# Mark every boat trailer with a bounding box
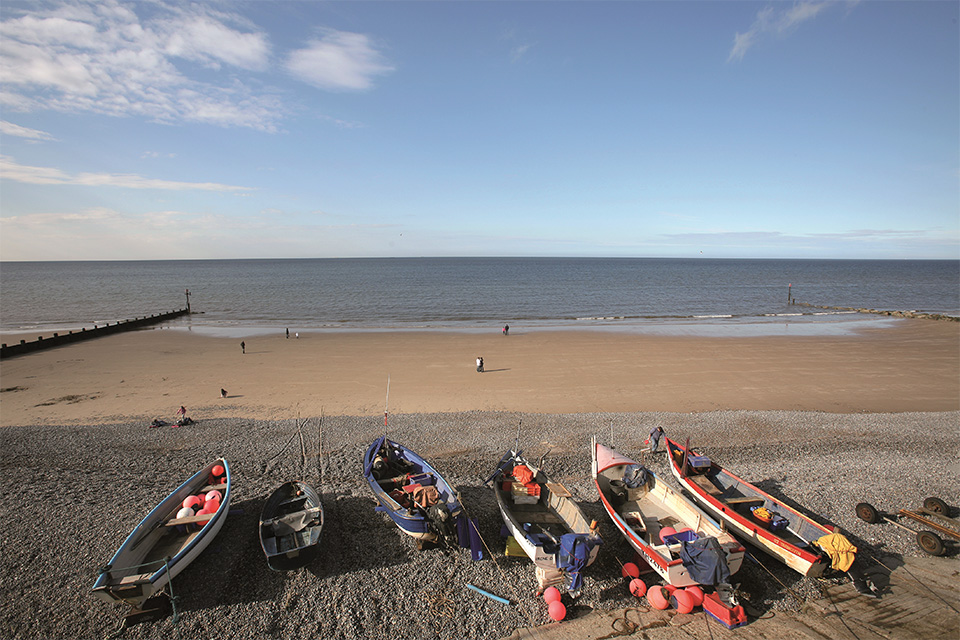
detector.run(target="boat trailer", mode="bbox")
[855,497,959,557]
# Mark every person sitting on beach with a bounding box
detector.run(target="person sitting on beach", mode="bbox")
[220,388,227,398]
[476,356,484,373]
[174,405,188,427]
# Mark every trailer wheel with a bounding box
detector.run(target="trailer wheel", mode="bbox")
[923,497,950,514]
[856,502,881,524]
[917,531,945,557]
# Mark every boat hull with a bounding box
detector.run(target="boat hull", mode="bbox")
[363,437,463,544]
[91,459,231,606]
[592,439,743,587]
[665,438,831,577]
[260,481,324,571]
[489,449,601,591]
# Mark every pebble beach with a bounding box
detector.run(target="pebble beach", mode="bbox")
[1,409,957,640]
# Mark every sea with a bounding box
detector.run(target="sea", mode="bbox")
[1,258,957,338]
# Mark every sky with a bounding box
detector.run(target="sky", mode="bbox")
[0,0,957,261]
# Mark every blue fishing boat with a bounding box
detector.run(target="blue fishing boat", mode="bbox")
[362,436,465,549]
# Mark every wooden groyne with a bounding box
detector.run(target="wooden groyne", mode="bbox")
[792,301,958,322]
[0,308,190,360]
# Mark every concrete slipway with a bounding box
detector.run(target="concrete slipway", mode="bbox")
[504,555,959,640]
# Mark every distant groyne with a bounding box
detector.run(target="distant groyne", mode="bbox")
[0,308,190,359]
[792,301,958,322]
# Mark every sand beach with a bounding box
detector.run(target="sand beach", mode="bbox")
[0,319,958,639]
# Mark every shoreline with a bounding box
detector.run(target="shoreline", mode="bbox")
[1,318,957,427]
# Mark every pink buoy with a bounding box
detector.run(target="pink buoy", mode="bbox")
[647,586,670,610]
[663,584,678,595]
[629,578,647,598]
[182,495,202,510]
[659,526,677,543]
[621,562,640,579]
[685,585,705,607]
[672,589,694,614]
[543,586,561,604]
[212,464,225,478]
[205,499,220,514]
[205,489,222,503]
[548,600,566,621]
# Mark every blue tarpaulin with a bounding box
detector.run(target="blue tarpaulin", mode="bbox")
[680,536,731,586]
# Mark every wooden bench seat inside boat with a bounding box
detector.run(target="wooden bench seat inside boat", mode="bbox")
[544,482,572,498]
[165,513,219,527]
[724,496,765,509]
[199,483,227,492]
[688,474,722,496]
[117,573,152,585]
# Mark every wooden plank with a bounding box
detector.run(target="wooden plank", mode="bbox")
[725,496,765,507]
[545,482,572,498]
[117,573,152,585]
[688,474,722,496]
[165,513,216,527]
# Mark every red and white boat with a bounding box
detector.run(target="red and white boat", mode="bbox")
[591,437,744,587]
[665,438,835,577]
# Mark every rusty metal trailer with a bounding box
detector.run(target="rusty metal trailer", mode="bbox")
[856,497,959,557]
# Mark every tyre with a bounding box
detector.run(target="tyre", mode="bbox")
[916,530,945,557]
[856,502,881,524]
[923,497,950,514]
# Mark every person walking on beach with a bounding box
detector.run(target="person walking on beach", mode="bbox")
[476,356,484,373]
[241,341,245,354]
[221,388,227,398]
[286,328,289,339]
[503,324,509,336]
[648,425,664,453]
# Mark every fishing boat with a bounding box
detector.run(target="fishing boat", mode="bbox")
[665,438,835,577]
[92,459,231,607]
[485,447,602,594]
[259,481,324,571]
[591,437,744,587]
[362,436,465,548]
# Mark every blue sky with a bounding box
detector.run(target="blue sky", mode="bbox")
[1,0,957,261]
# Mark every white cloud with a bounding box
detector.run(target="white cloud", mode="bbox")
[0,0,283,130]
[0,120,57,141]
[728,2,835,62]
[286,29,394,91]
[0,155,251,191]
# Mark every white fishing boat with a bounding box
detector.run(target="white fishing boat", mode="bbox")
[92,459,231,607]
[486,447,602,594]
[591,437,744,587]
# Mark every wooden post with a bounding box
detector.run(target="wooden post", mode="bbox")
[185,288,191,313]
[788,283,792,305]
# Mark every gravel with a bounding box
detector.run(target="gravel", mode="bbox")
[1,410,956,640]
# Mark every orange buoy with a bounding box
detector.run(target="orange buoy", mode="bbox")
[621,562,640,579]
[647,586,670,610]
[543,586,561,604]
[685,585,704,607]
[629,578,647,598]
[672,589,694,614]
[548,600,566,621]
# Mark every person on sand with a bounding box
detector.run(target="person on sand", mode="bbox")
[503,324,509,336]
[241,341,245,354]
[476,356,484,373]
[286,328,289,339]
[174,406,187,427]
[220,388,227,398]
[648,425,664,453]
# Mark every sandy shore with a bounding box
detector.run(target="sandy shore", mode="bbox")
[2,318,958,427]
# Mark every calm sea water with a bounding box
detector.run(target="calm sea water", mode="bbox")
[1,258,957,337]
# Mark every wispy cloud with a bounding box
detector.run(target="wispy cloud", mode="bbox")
[286,29,394,91]
[0,1,393,130]
[0,120,57,141]
[0,155,250,191]
[728,2,837,62]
